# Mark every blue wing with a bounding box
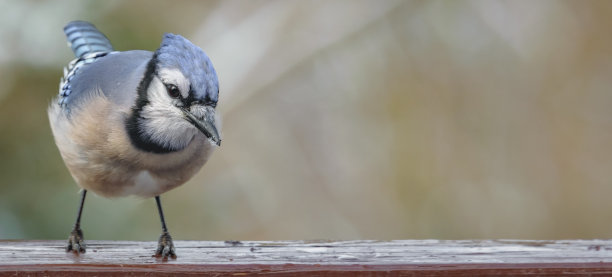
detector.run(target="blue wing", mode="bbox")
[57,21,152,114]
[58,51,152,113]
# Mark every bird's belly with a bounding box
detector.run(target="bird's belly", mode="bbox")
[129,171,161,197]
[115,170,186,198]
[64,144,210,198]
[68,136,211,198]
[49,97,214,198]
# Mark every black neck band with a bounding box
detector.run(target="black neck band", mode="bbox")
[125,54,177,154]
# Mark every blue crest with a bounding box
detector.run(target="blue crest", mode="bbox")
[155,33,219,104]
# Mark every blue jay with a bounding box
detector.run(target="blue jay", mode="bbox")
[48,21,220,259]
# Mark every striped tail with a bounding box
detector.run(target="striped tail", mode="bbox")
[63,21,114,58]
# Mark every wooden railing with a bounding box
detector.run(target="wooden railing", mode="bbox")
[1,240,612,276]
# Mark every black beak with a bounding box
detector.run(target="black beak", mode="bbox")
[182,106,221,146]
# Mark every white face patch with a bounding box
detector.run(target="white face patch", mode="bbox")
[157,67,190,99]
[139,77,199,151]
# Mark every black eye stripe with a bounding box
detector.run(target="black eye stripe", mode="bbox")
[181,92,217,108]
[162,83,218,108]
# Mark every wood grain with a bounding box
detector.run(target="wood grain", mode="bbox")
[1,240,612,276]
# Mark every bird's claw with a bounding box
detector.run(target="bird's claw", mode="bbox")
[66,227,86,254]
[155,231,176,259]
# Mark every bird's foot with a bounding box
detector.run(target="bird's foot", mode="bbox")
[155,231,176,259]
[66,227,86,253]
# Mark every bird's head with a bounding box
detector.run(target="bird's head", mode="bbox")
[127,33,220,154]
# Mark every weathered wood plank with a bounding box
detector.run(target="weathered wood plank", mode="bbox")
[1,240,612,276]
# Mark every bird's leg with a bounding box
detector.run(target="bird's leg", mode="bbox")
[154,195,176,259]
[66,189,87,253]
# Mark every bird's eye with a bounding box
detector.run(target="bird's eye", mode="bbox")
[165,84,180,98]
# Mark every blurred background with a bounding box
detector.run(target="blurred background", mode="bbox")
[1,0,612,241]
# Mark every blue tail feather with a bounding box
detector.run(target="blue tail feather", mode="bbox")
[64,21,114,58]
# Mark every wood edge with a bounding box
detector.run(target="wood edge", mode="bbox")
[2,263,612,274]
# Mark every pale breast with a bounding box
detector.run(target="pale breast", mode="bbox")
[49,95,215,198]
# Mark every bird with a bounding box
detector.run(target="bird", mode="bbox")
[48,21,221,259]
